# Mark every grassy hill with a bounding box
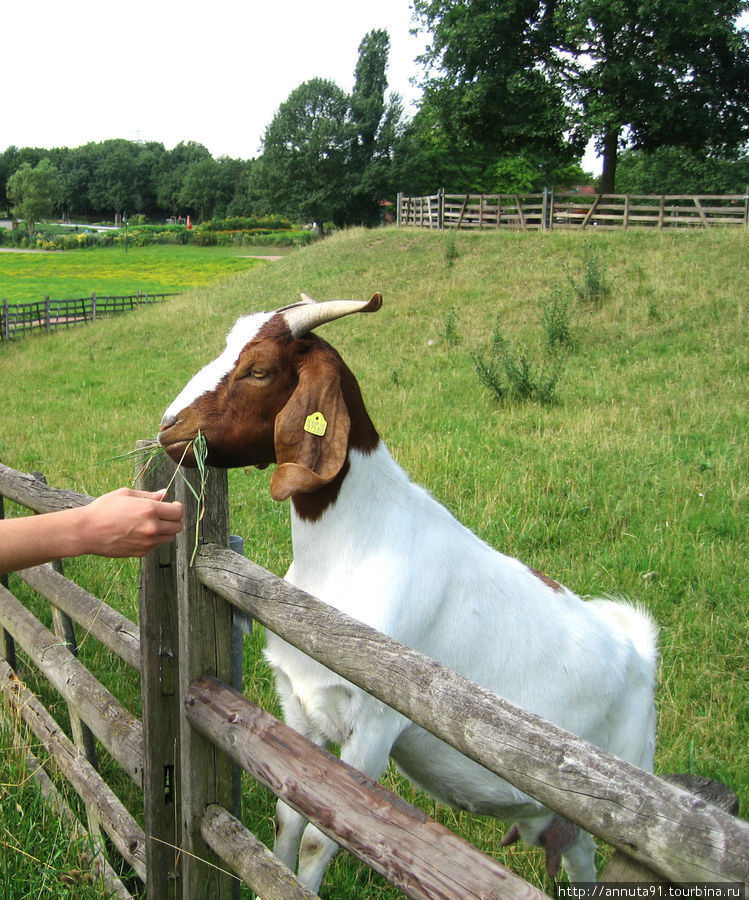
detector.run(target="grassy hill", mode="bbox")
[0,227,746,895]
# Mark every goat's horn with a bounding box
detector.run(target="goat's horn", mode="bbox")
[283,293,382,337]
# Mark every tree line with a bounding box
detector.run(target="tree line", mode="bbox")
[3,5,748,233]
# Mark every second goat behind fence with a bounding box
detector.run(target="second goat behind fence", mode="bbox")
[158,293,659,888]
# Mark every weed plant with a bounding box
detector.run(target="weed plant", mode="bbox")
[0,227,747,897]
[569,248,612,307]
[443,230,459,267]
[541,287,576,353]
[438,305,462,348]
[472,317,563,405]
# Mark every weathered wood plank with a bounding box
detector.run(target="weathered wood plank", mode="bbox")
[0,461,92,514]
[201,804,319,900]
[18,563,140,671]
[18,736,134,899]
[29,467,102,848]
[194,546,749,885]
[0,583,144,784]
[187,675,544,900]
[601,775,740,882]
[0,658,146,881]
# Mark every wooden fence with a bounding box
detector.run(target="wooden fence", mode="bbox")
[397,190,749,231]
[1,451,748,899]
[0,291,178,341]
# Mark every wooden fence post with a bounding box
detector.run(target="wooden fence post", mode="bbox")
[137,443,182,900]
[174,463,234,899]
[2,299,8,342]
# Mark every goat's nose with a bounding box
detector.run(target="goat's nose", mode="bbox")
[160,413,178,430]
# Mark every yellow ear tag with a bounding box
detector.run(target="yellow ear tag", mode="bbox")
[304,412,328,437]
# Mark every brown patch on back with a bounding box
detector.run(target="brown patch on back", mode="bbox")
[528,567,564,593]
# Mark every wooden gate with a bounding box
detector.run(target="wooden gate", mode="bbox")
[1,451,748,898]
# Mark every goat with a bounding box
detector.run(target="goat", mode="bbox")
[158,293,658,888]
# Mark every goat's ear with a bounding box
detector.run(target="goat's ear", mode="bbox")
[270,354,350,501]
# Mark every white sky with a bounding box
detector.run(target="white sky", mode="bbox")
[4,0,606,173]
[4,0,426,160]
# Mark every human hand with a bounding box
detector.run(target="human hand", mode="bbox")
[78,488,184,558]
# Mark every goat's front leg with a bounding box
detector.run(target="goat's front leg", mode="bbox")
[273,798,307,872]
[296,712,404,892]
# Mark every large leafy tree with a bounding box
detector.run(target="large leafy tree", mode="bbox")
[615,146,749,193]
[349,29,403,224]
[249,78,352,233]
[413,0,749,191]
[250,31,403,230]
[412,0,582,186]
[179,157,220,222]
[86,139,142,222]
[6,158,62,233]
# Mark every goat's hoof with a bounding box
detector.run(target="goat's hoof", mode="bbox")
[539,816,580,879]
[500,823,521,847]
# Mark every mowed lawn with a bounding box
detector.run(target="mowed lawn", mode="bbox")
[0,244,276,303]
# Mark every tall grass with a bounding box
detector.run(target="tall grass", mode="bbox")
[0,227,746,896]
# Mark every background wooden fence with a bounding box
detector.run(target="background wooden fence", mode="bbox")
[0,291,178,341]
[1,451,748,899]
[397,190,749,231]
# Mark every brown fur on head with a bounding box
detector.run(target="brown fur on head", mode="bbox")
[159,302,380,512]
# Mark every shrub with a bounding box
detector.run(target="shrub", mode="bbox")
[569,250,611,308]
[540,288,576,353]
[438,305,461,348]
[472,319,562,405]
[199,215,293,233]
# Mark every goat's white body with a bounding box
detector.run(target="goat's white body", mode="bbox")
[264,443,658,885]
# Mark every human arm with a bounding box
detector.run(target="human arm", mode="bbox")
[0,488,184,576]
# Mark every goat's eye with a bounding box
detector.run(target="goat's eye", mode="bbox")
[249,367,269,380]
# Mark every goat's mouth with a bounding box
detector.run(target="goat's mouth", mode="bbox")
[158,427,273,471]
[158,420,201,467]
[159,435,200,467]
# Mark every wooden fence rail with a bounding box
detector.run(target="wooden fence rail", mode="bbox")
[1,453,748,899]
[0,291,178,341]
[397,190,749,230]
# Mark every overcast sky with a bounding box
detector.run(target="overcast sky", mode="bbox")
[5,0,607,173]
[4,0,426,160]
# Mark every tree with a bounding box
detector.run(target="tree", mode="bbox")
[348,29,404,225]
[179,157,220,222]
[412,0,581,187]
[249,78,351,234]
[566,0,749,190]
[615,146,749,194]
[156,141,213,220]
[413,0,749,191]
[6,158,62,233]
[86,139,142,222]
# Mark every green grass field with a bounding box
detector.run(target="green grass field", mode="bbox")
[0,228,747,897]
[0,244,284,304]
